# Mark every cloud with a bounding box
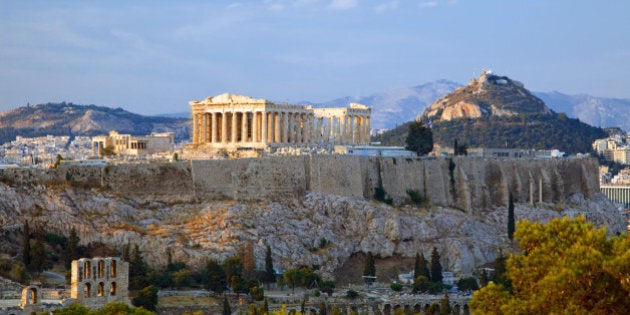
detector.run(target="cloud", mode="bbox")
[418,1,438,8]
[374,1,398,13]
[329,0,358,10]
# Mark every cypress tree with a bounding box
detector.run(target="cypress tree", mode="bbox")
[22,221,31,268]
[66,227,80,265]
[440,293,451,315]
[413,252,421,278]
[264,245,275,285]
[222,295,231,315]
[508,192,515,240]
[430,247,443,283]
[363,251,375,284]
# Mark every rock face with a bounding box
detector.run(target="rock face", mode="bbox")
[0,156,624,279]
[419,71,552,122]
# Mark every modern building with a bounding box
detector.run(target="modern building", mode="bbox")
[189,93,371,150]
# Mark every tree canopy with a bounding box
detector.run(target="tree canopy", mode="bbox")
[405,121,433,155]
[471,216,630,314]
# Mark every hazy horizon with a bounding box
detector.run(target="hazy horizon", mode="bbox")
[2,0,629,115]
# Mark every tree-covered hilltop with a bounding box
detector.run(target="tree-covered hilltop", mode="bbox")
[373,112,607,154]
[0,102,190,144]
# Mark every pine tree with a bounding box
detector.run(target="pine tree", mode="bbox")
[363,251,376,284]
[430,247,443,283]
[405,121,433,155]
[22,221,31,268]
[420,252,430,279]
[508,192,515,240]
[205,259,226,293]
[264,244,275,285]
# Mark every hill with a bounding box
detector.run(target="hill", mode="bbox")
[375,72,607,154]
[0,102,190,144]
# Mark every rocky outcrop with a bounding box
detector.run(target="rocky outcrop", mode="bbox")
[419,71,551,122]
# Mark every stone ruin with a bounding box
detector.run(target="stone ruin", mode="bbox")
[70,257,130,309]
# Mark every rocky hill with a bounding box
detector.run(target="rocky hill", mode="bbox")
[374,72,607,153]
[0,156,624,281]
[0,102,190,144]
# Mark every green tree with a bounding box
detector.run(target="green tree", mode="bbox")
[130,245,149,290]
[363,251,376,284]
[430,247,442,283]
[283,269,302,294]
[414,252,430,281]
[52,303,92,315]
[507,192,515,240]
[222,295,231,315]
[66,227,80,265]
[29,234,50,272]
[264,245,275,285]
[439,293,451,315]
[405,121,433,155]
[204,259,226,293]
[132,285,158,312]
[471,216,630,314]
[22,221,31,268]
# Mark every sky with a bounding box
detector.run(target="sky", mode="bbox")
[1,0,629,115]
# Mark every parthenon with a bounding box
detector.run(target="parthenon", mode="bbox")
[190,93,371,150]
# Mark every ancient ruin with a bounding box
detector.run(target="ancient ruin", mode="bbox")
[70,257,130,309]
[190,93,371,150]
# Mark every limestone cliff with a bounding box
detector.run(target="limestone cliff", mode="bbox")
[0,156,624,279]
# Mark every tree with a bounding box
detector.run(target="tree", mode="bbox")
[430,247,442,283]
[363,251,376,284]
[222,295,231,315]
[405,121,433,155]
[241,242,256,280]
[283,269,302,294]
[130,245,149,290]
[30,234,50,272]
[264,245,275,285]
[204,259,226,293]
[414,252,430,280]
[471,216,630,314]
[22,221,31,268]
[66,227,80,265]
[132,285,158,312]
[439,293,451,315]
[507,192,515,240]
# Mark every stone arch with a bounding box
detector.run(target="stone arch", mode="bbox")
[453,304,461,315]
[111,259,117,277]
[84,261,91,279]
[98,260,105,278]
[110,282,117,296]
[383,303,391,315]
[29,287,38,304]
[413,304,421,313]
[98,282,105,297]
[84,282,91,298]
[463,304,470,315]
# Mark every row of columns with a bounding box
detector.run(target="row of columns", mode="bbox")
[601,185,630,209]
[192,111,370,146]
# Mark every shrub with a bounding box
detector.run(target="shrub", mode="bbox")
[390,282,403,291]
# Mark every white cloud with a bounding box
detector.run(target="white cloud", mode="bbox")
[329,0,358,10]
[226,2,244,10]
[374,1,398,13]
[418,1,438,8]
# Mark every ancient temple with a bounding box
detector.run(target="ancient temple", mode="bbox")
[190,93,371,150]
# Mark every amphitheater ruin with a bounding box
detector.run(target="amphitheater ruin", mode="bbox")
[190,93,371,150]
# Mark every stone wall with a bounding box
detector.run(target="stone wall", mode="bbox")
[0,156,600,211]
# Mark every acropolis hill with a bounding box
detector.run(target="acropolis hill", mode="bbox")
[0,155,624,279]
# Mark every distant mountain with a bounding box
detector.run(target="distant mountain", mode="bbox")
[312,80,461,129]
[0,102,190,144]
[375,72,607,154]
[535,92,630,132]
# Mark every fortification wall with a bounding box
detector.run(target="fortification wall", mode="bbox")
[0,156,600,210]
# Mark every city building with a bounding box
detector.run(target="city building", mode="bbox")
[189,93,371,150]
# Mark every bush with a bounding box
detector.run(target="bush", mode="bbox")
[390,282,403,292]
[406,189,424,205]
[346,289,359,298]
[457,277,479,291]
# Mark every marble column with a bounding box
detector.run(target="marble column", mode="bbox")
[261,111,267,143]
[211,113,217,143]
[274,112,280,143]
[221,113,227,143]
[282,112,289,143]
[242,112,248,142]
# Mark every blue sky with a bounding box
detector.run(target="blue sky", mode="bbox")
[1,0,629,115]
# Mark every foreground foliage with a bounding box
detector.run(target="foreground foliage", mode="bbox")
[53,302,155,315]
[471,216,630,314]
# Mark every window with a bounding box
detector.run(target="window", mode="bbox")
[110,282,116,296]
[98,282,104,297]
[85,283,91,298]
[98,260,104,278]
[84,261,91,279]
[111,260,117,277]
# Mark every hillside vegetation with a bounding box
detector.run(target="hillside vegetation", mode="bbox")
[0,102,190,144]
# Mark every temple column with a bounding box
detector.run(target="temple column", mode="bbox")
[242,112,248,142]
[231,112,237,143]
[365,116,371,144]
[356,116,362,144]
[252,112,260,143]
[221,113,228,143]
[261,111,267,144]
[282,112,289,143]
[296,114,303,144]
[274,112,280,143]
[192,113,198,144]
[287,113,293,143]
[317,118,323,144]
[339,116,346,144]
[211,113,217,144]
